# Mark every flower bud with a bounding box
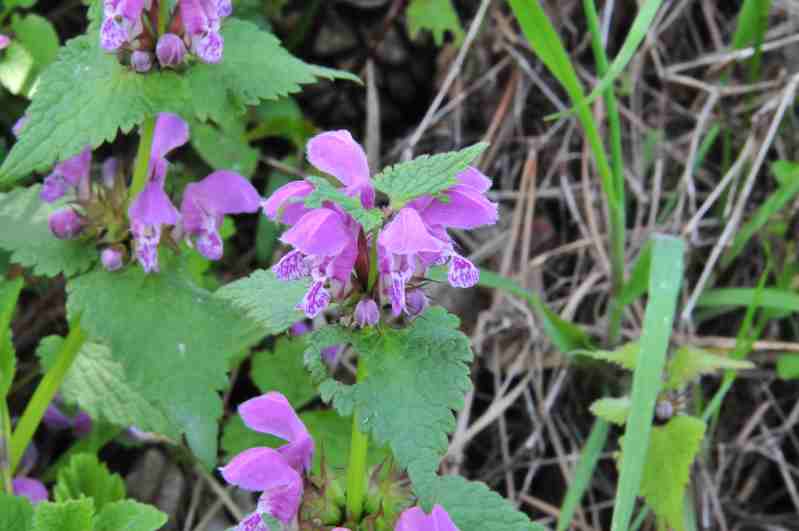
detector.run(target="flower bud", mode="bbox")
[48,209,84,240]
[101,157,118,188]
[131,50,153,72]
[156,33,187,68]
[354,298,379,327]
[405,289,429,317]
[101,247,125,272]
[12,115,28,138]
[0,34,10,51]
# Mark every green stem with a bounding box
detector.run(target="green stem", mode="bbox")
[9,319,85,474]
[583,0,626,345]
[127,117,156,207]
[1,401,13,494]
[345,356,369,522]
[157,0,170,36]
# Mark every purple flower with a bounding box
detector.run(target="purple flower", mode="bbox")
[101,157,119,188]
[395,505,459,531]
[40,147,92,203]
[100,0,146,52]
[220,392,312,530]
[261,180,313,226]
[43,402,92,437]
[12,477,48,504]
[48,209,85,240]
[128,113,188,273]
[180,171,261,260]
[405,289,428,317]
[306,130,375,208]
[131,50,153,72]
[354,298,379,327]
[179,0,229,64]
[12,115,28,137]
[101,247,125,271]
[0,34,9,50]
[156,33,187,68]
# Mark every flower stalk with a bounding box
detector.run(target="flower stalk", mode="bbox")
[9,317,86,474]
[128,116,156,205]
[345,355,369,522]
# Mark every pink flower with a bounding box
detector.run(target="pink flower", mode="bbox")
[12,477,48,504]
[40,148,92,203]
[220,393,313,530]
[179,0,229,63]
[100,0,146,52]
[0,34,10,50]
[395,505,460,531]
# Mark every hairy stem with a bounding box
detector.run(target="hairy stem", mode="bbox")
[345,356,369,522]
[127,116,156,206]
[9,318,86,474]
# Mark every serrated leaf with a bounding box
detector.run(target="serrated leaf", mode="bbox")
[407,0,465,46]
[32,499,94,531]
[8,13,60,97]
[216,269,308,334]
[53,453,125,512]
[66,261,263,468]
[304,176,383,232]
[620,415,706,531]
[0,493,34,531]
[0,277,24,396]
[579,341,639,370]
[429,475,542,531]
[589,397,630,426]
[372,143,488,207]
[0,186,96,277]
[251,337,317,409]
[665,346,754,390]
[93,500,167,531]
[0,35,187,184]
[186,19,359,122]
[306,307,473,499]
[191,119,258,178]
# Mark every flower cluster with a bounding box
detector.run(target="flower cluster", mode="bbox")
[221,392,462,531]
[264,130,498,322]
[100,0,232,71]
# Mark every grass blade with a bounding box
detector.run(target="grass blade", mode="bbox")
[697,287,799,313]
[610,234,684,531]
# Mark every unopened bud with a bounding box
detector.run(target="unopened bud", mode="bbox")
[405,289,429,317]
[354,298,380,327]
[131,50,153,73]
[156,33,187,68]
[0,34,10,50]
[101,247,124,272]
[48,209,84,240]
[12,115,28,137]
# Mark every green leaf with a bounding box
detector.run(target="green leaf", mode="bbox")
[579,341,639,370]
[43,422,122,483]
[429,475,542,531]
[620,416,706,531]
[186,19,359,122]
[252,98,316,148]
[373,143,488,207]
[0,277,24,397]
[0,493,34,531]
[406,0,465,46]
[0,35,187,185]
[92,500,167,531]
[0,186,97,277]
[37,338,172,436]
[7,13,60,97]
[53,454,126,512]
[66,262,263,468]
[307,307,472,499]
[190,119,259,178]
[665,346,754,390]
[589,397,631,426]
[777,354,799,380]
[32,499,94,531]
[251,336,317,409]
[304,176,384,232]
[697,287,799,313]
[0,40,35,95]
[619,241,652,306]
[216,269,308,335]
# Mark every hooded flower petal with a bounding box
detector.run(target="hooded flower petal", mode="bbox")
[220,446,301,493]
[12,477,48,504]
[238,392,314,473]
[149,113,189,180]
[395,505,460,531]
[40,147,93,203]
[262,180,314,226]
[128,179,180,228]
[378,208,444,256]
[307,131,370,189]
[418,184,498,229]
[456,166,492,192]
[280,208,351,257]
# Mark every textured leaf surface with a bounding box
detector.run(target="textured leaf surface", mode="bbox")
[407,0,465,46]
[66,262,262,467]
[186,19,359,122]
[53,454,126,512]
[589,397,630,426]
[579,341,639,370]
[92,500,167,531]
[217,269,308,335]
[431,475,541,531]
[372,143,488,206]
[305,176,383,232]
[665,346,754,390]
[251,337,317,409]
[0,493,34,531]
[37,338,172,436]
[306,307,473,498]
[620,415,705,531]
[190,119,258,178]
[0,36,186,184]
[0,185,96,277]
[32,499,94,531]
